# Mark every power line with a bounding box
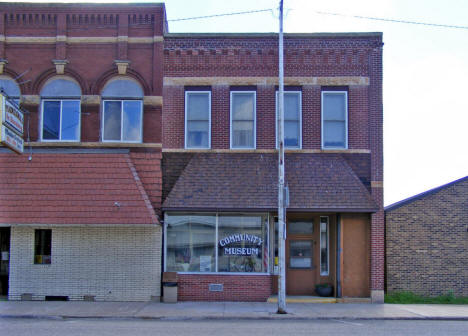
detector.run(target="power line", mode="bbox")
[167,6,468,31]
[314,11,468,30]
[168,8,272,22]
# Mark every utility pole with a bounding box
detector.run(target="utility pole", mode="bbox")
[277,0,287,314]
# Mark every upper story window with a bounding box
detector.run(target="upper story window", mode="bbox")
[185,91,211,149]
[321,90,348,149]
[0,76,21,103]
[230,91,256,149]
[40,77,81,142]
[276,91,301,149]
[101,78,143,143]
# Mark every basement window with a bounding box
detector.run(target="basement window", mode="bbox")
[34,229,51,264]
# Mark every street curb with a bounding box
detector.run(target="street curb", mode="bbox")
[1,314,467,321]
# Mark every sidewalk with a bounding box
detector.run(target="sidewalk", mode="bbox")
[0,301,467,321]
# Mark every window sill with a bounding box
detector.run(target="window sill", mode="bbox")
[26,142,162,148]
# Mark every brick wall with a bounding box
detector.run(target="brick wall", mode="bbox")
[177,274,272,302]
[163,84,371,150]
[9,225,162,301]
[386,178,468,297]
[163,35,380,150]
[0,3,164,143]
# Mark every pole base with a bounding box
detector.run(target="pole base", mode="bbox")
[276,308,287,314]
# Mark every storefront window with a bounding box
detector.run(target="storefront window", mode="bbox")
[166,214,216,272]
[165,213,268,273]
[218,215,268,273]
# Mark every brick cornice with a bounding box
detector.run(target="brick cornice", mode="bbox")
[163,76,369,86]
[2,35,163,44]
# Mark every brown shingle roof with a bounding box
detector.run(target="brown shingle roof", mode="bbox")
[0,153,159,225]
[162,153,377,212]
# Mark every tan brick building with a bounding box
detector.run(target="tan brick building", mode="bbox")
[386,176,468,297]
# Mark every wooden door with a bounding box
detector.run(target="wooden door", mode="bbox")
[286,221,316,295]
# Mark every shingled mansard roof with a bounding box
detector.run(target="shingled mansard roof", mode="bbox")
[163,153,378,212]
[0,153,159,225]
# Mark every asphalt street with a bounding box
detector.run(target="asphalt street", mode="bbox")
[1,318,468,336]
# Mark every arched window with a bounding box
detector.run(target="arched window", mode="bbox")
[40,77,81,141]
[101,78,143,143]
[0,76,21,100]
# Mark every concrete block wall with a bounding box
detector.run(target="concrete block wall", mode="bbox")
[9,225,162,301]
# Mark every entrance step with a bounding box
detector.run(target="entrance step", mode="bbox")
[267,295,337,303]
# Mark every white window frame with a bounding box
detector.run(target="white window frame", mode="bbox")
[320,216,330,276]
[185,91,211,149]
[276,90,302,149]
[101,99,143,143]
[230,91,256,149]
[321,90,348,149]
[40,99,81,142]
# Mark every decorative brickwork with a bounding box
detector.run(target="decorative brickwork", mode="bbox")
[386,177,468,297]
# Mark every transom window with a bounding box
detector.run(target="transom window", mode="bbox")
[230,91,256,149]
[321,91,348,149]
[102,78,143,143]
[185,91,210,149]
[40,77,81,142]
[277,91,301,149]
[0,76,21,101]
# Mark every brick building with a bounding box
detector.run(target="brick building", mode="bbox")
[162,32,384,302]
[0,3,165,301]
[0,3,384,303]
[386,176,468,297]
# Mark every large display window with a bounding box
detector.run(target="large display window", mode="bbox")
[165,213,268,273]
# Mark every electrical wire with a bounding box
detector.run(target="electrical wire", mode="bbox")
[314,10,468,30]
[168,8,273,22]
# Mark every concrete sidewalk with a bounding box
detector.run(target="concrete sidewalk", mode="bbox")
[0,301,467,321]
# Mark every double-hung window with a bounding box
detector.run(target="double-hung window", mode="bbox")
[102,78,143,143]
[230,91,256,149]
[185,91,210,148]
[40,78,81,142]
[276,91,301,149]
[321,90,348,149]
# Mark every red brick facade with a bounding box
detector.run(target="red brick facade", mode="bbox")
[0,3,164,144]
[162,33,384,302]
[178,274,272,302]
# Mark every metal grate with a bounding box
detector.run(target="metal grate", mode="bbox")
[208,284,223,292]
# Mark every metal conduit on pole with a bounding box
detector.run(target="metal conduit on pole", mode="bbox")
[277,0,287,314]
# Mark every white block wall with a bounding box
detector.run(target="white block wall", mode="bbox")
[8,225,161,301]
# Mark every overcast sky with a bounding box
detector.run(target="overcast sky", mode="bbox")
[12,0,468,206]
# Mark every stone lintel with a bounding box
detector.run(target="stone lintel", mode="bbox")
[164,76,370,86]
